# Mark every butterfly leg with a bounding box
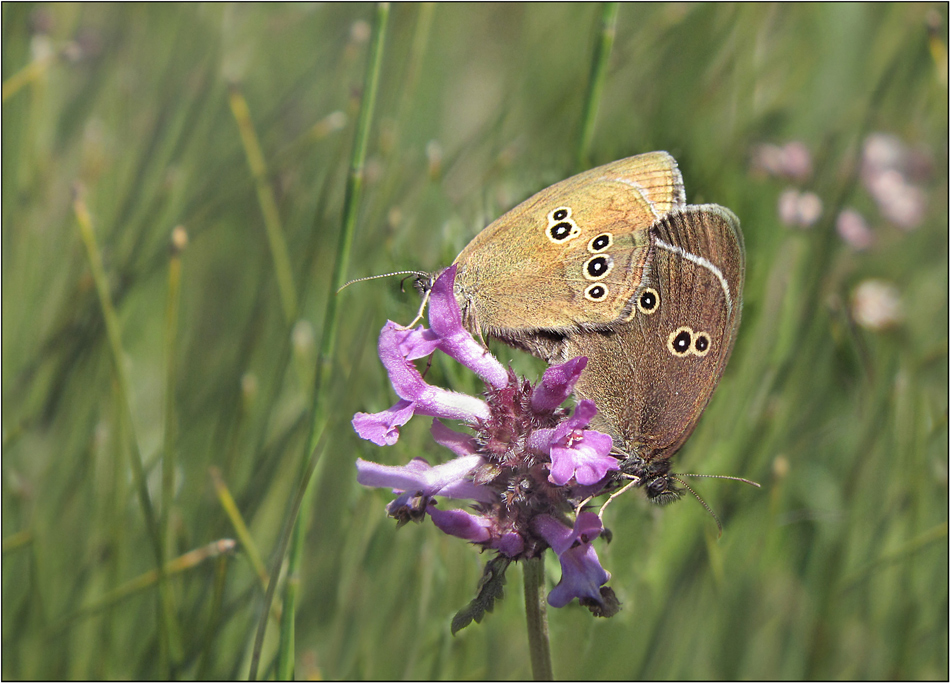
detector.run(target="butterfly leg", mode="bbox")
[595,475,641,522]
[406,285,433,329]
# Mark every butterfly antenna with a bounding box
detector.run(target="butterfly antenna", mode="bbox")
[671,476,723,538]
[336,270,429,294]
[679,472,761,488]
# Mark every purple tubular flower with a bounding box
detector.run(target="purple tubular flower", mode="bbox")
[351,320,491,446]
[534,513,610,609]
[528,400,617,486]
[530,356,588,412]
[428,505,525,557]
[352,399,415,447]
[428,265,508,389]
[430,419,479,457]
[355,455,496,505]
[428,505,492,542]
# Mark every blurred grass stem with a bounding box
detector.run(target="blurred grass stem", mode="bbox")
[159,227,186,672]
[210,467,269,589]
[73,188,182,663]
[52,540,236,633]
[1,48,57,102]
[576,2,619,170]
[247,4,391,680]
[228,85,299,325]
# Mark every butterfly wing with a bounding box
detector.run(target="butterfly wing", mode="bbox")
[548,205,745,462]
[452,152,685,340]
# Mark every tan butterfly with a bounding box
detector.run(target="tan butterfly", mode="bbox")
[448,152,685,347]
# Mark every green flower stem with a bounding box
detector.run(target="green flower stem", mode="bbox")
[277,5,390,677]
[576,2,619,170]
[523,557,554,681]
[246,4,390,680]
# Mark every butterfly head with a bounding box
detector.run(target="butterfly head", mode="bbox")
[619,452,683,505]
[644,473,683,505]
[413,267,484,342]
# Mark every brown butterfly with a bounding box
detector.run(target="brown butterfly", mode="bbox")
[536,205,745,504]
[424,152,747,508]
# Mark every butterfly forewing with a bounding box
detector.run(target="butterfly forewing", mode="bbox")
[451,152,685,340]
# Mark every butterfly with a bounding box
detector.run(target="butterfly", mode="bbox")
[428,152,746,506]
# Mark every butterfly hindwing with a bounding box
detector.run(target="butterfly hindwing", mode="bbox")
[545,205,745,462]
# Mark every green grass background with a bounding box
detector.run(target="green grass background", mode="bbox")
[2,3,947,679]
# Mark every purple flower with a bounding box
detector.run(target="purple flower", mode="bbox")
[353,265,620,613]
[861,132,930,231]
[426,267,508,389]
[534,512,619,615]
[352,322,492,446]
[530,356,588,412]
[528,399,617,486]
[778,188,822,228]
[427,504,526,557]
[836,208,874,251]
[356,454,495,504]
[751,141,812,182]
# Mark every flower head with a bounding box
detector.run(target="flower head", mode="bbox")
[778,188,823,228]
[353,265,620,613]
[861,132,930,231]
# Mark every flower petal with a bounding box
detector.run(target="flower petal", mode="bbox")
[531,356,588,413]
[428,505,492,543]
[352,400,415,446]
[528,400,617,486]
[492,532,525,558]
[534,513,611,609]
[393,324,441,360]
[377,321,492,424]
[377,321,434,402]
[431,419,479,458]
[356,455,496,504]
[428,266,508,389]
[557,431,616,486]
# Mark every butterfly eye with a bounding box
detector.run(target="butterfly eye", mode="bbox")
[584,283,608,301]
[637,288,659,315]
[693,332,711,356]
[588,233,613,252]
[583,254,613,280]
[667,326,693,357]
[648,477,667,495]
